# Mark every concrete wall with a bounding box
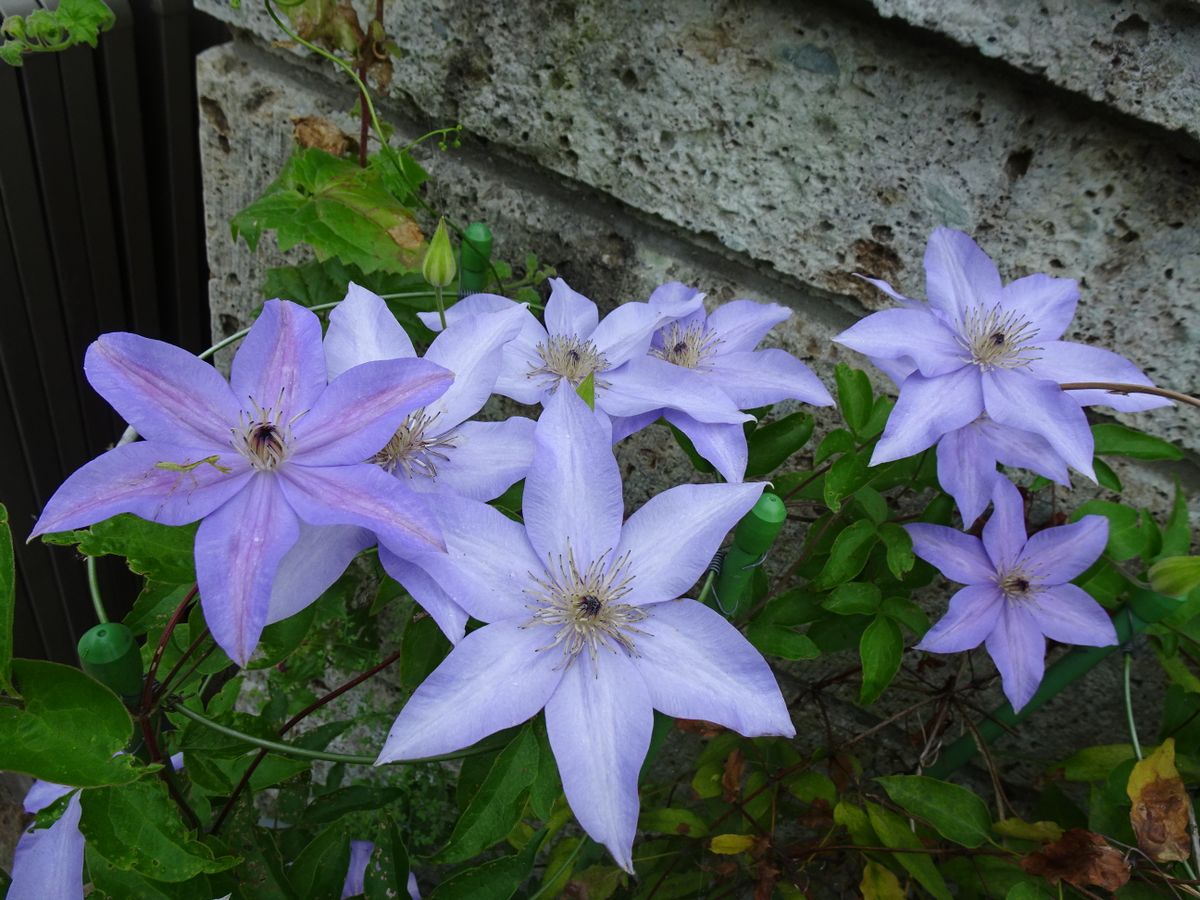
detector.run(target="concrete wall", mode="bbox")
[192,1,1197,774]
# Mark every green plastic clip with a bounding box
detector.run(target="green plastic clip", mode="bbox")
[712,492,787,619]
[77,622,143,703]
[458,221,493,296]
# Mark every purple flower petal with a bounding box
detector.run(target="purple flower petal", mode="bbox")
[342,840,373,898]
[196,474,299,665]
[601,357,750,424]
[1027,341,1172,412]
[1026,583,1118,647]
[985,603,1046,712]
[379,550,470,643]
[375,619,563,763]
[524,389,624,568]
[977,417,1072,486]
[418,293,519,332]
[84,333,241,447]
[647,281,705,319]
[982,476,1027,571]
[545,650,652,873]
[425,305,527,428]
[291,358,454,467]
[385,494,538,624]
[544,278,599,338]
[982,369,1095,479]
[610,410,660,443]
[856,274,921,307]
[1017,514,1108,586]
[871,354,918,388]
[708,349,834,409]
[936,425,996,526]
[634,599,794,736]
[424,417,535,502]
[230,300,326,419]
[998,274,1078,343]
[590,302,676,369]
[617,482,763,605]
[324,283,417,380]
[916,583,1004,652]
[9,792,83,900]
[833,309,965,378]
[871,367,984,465]
[663,411,748,483]
[266,524,372,626]
[905,523,994,584]
[923,227,1002,323]
[23,781,74,814]
[492,311,550,405]
[278,463,444,558]
[29,442,251,537]
[705,300,790,353]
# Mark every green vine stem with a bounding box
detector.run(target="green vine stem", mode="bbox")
[87,555,107,624]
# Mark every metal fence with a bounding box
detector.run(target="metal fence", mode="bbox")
[0,0,225,662]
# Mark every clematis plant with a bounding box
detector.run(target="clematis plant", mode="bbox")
[610,282,834,481]
[28,300,453,663]
[834,227,1168,479]
[907,476,1117,710]
[375,387,794,870]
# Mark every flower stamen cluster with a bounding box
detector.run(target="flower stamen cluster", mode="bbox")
[958,304,1041,371]
[232,391,297,471]
[524,543,646,669]
[997,568,1037,600]
[371,408,459,478]
[652,321,722,369]
[528,334,610,390]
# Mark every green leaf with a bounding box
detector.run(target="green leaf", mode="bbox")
[43,514,197,584]
[1161,484,1191,559]
[666,421,715,474]
[866,802,952,900]
[1150,556,1200,598]
[1093,457,1123,492]
[1057,744,1136,781]
[529,718,561,821]
[745,622,821,660]
[823,582,881,616]
[401,612,450,687]
[301,785,403,826]
[86,847,215,900]
[436,725,539,864]
[745,411,814,475]
[1092,423,1183,461]
[364,820,410,900]
[810,520,877,589]
[231,148,426,274]
[0,660,137,786]
[249,604,317,670]
[124,582,192,636]
[814,428,855,465]
[876,775,992,847]
[880,596,929,637]
[79,779,240,881]
[576,372,596,410]
[854,485,888,524]
[0,504,12,694]
[288,822,351,900]
[823,452,869,512]
[641,807,709,837]
[859,616,902,704]
[876,522,915,579]
[835,363,873,435]
[428,828,546,900]
[1071,501,1149,561]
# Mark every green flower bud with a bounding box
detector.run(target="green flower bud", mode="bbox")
[422,217,457,288]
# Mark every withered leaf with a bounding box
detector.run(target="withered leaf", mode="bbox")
[291,116,354,158]
[722,748,745,803]
[1126,737,1191,862]
[1020,829,1130,892]
[675,718,726,738]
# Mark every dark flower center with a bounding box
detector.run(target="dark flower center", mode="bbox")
[652,321,722,369]
[233,394,296,471]
[957,304,1041,371]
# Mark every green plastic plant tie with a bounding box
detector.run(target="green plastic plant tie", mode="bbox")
[458,221,493,296]
[712,492,786,619]
[77,622,144,702]
[925,588,1181,779]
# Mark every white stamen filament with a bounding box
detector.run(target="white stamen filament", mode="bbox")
[996,566,1040,601]
[652,321,722,369]
[957,305,1041,371]
[527,334,610,391]
[371,408,458,479]
[232,390,298,471]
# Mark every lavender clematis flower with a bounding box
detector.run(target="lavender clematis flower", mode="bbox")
[341,840,420,899]
[906,476,1117,711]
[29,300,453,664]
[834,228,1169,477]
[418,278,751,431]
[375,388,794,871]
[610,283,833,481]
[9,781,83,900]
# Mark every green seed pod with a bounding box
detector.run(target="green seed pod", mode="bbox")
[77,622,143,701]
[422,217,457,289]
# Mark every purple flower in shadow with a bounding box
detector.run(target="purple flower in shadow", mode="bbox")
[611,283,833,481]
[374,388,793,871]
[834,227,1169,477]
[9,781,83,900]
[29,300,452,664]
[906,476,1117,711]
[341,840,420,898]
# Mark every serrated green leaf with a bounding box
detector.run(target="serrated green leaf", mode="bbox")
[80,779,239,881]
[859,616,902,704]
[823,582,881,616]
[0,660,137,787]
[288,822,351,900]
[0,504,12,693]
[1092,423,1183,461]
[835,363,873,435]
[866,802,952,900]
[436,725,539,864]
[746,411,814,475]
[43,514,197,584]
[364,819,410,900]
[810,520,877,589]
[428,828,545,900]
[876,775,992,847]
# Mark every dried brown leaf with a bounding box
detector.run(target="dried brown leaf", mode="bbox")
[291,116,354,157]
[1127,738,1192,863]
[1020,829,1130,892]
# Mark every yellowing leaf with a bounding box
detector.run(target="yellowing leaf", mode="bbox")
[709,834,755,855]
[1126,738,1191,862]
[860,861,904,899]
[993,818,1064,843]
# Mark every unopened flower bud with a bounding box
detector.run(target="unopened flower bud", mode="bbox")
[422,217,456,288]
